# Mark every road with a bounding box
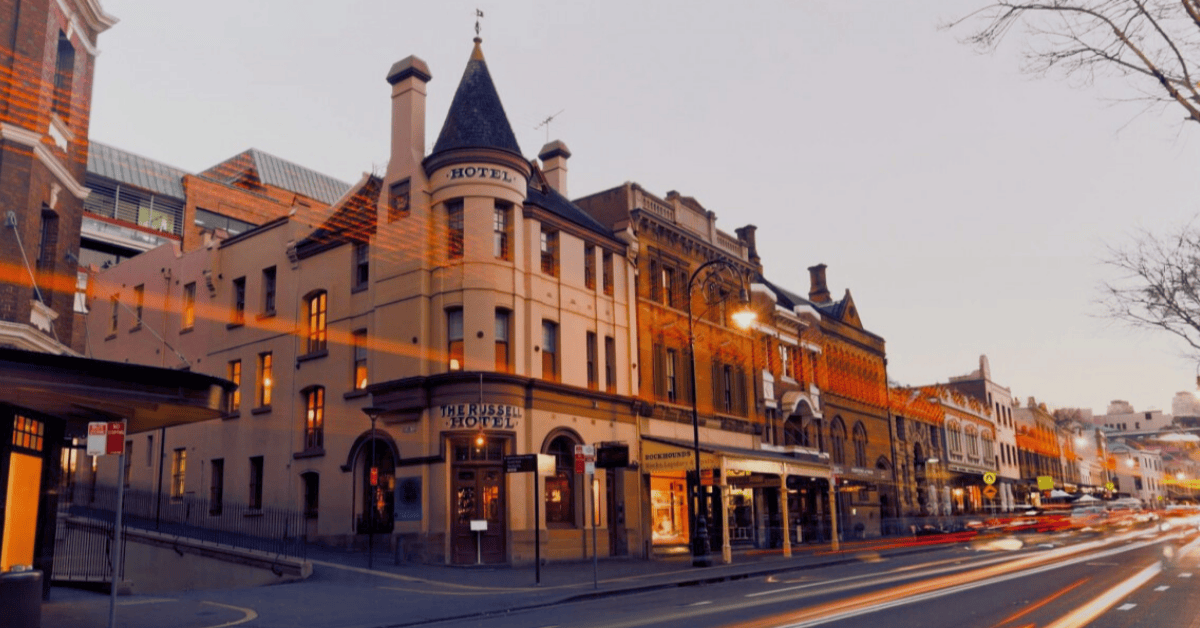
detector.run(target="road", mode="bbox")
[420,527,1200,628]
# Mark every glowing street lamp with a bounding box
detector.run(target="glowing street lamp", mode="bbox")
[685,258,755,568]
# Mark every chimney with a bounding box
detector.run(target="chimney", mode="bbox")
[385,56,432,183]
[808,264,831,303]
[735,224,759,261]
[538,140,571,197]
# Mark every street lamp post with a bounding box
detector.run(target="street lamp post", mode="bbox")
[685,259,756,568]
[362,407,383,570]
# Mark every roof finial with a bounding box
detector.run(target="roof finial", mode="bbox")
[475,9,483,41]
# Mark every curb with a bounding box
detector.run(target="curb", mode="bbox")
[369,542,953,628]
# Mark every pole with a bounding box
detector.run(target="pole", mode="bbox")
[687,266,711,568]
[592,471,599,589]
[828,474,839,552]
[369,414,376,570]
[108,438,126,628]
[534,466,541,585]
[154,427,165,530]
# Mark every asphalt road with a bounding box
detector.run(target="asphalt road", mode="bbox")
[422,528,1200,628]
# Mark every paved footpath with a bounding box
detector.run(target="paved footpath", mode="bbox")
[41,535,966,628]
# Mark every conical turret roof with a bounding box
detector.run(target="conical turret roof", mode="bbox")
[430,38,522,157]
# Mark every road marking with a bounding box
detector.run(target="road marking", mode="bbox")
[1086,562,1118,566]
[1044,561,1161,628]
[1179,572,1193,578]
[310,559,545,591]
[198,601,258,628]
[1154,586,1170,591]
[116,597,175,606]
[990,577,1088,628]
[378,585,518,596]
[687,601,713,607]
[1117,603,1137,611]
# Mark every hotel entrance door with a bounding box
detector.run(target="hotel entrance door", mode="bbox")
[451,465,506,564]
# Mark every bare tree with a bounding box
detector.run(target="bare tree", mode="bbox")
[948,1,1200,125]
[1100,221,1200,355]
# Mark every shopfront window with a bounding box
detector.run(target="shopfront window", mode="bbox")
[650,475,689,545]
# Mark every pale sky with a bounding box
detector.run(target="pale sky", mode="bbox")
[88,0,1200,415]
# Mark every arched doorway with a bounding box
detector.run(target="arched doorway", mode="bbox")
[357,440,396,535]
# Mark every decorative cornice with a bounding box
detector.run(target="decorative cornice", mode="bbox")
[65,0,119,36]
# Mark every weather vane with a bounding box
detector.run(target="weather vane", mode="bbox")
[475,9,483,38]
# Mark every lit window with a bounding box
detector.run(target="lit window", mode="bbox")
[171,448,187,499]
[227,360,241,412]
[495,310,510,373]
[257,352,273,407]
[545,435,578,527]
[353,329,368,389]
[304,386,324,451]
[306,291,327,353]
[448,308,464,371]
[542,320,558,381]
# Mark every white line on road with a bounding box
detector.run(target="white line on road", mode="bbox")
[1154,586,1170,591]
[198,601,259,628]
[1117,603,1137,611]
[116,597,175,606]
[687,601,713,607]
[1044,561,1162,628]
[1179,572,1193,578]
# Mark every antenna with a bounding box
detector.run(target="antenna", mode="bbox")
[475,9,484,38]
[535,109,565,143]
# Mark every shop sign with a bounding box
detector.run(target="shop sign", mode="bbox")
[440,404,522,430]
[641,440,718,473]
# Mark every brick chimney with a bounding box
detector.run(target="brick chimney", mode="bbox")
[735,224,759,262]
[538,140,571,197]
[808,264,831,303]
[385,55,432,183]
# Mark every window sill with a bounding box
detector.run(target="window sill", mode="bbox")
[351,283,368,294]
[104,333,117,341]
[129,324,142,333]
[226,321,245,330]
[244,510,264,518]
[251,405,272,416]
[298,349,328,363]
[256,310,276,321]
[221,411,241,420]
[179,326,194,335]
[343,389,369,400]
[294,448,325,459]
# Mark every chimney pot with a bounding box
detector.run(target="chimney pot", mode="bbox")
[538,140,571,197]
[808,263,831,303]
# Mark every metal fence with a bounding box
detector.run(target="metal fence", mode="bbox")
[52,514,125,583]
[63,485,308,560]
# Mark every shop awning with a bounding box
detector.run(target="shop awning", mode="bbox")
[640,435,830,480]
[0,347,233,434]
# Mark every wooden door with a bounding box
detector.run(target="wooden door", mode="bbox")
[451,466,506,564]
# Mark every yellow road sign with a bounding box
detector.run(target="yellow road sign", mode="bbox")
[983,485,998,499]
[983,472,996,485]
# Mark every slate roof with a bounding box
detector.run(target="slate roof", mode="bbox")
[201,149,353,206]
[430,39,522,158]
[87,142,189,200]
[526,179,613,239]
[757,275,845,318]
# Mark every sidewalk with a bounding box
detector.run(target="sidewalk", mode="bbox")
[42,535,966,628]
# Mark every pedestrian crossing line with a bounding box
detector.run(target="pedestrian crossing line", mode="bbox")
[1154,586,1170,592]
[1117,603,1137,611]
[1179,572,1192,578]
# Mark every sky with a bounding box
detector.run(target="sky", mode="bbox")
[87,0,1200,415]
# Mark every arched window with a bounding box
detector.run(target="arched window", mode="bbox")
[544,434,578,527]
[965,425,979,458]
[852,422,868,468]
[830,417,846,465]
[305,290,328,353]
[948,421,962,452]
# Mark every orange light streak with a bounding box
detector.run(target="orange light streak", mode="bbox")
[990,576,1089,628]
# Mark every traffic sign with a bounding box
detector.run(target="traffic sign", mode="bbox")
[983,472,996,485]
[1105,481,1115,491]
[983,485,998,499]
[86,421,126,456]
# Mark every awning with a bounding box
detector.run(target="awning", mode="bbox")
[640,435,830,480]
[0,347,233,434]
